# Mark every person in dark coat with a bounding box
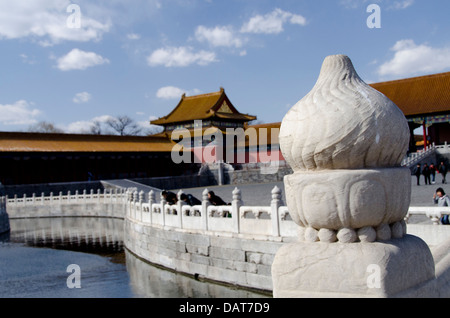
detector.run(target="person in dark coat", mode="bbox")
[180,193,201,206]
[413,164,421,186]
[207,191,227,206]
[430,163,436,184]
[438,161,448,184]
[162,190,177,205]
[422,163,431,185]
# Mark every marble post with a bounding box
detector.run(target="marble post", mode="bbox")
[272,55,437,298]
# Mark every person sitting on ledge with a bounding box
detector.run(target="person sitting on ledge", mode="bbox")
[207,191,231,217]
[207,191,227,206]
[162,190,177,205]
[433,187,450,225]
[180,193,201,206]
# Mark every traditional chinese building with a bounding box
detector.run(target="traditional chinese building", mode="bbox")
[0,132,183,185]
[151,88,257,163]
[370,71,450,151]
[151,87,256,133]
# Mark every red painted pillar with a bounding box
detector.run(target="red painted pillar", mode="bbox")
[423,121,427,151]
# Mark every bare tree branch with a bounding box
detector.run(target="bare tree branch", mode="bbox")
[89,120,103,135]
[105,115,142,136]
[28,121,64,134]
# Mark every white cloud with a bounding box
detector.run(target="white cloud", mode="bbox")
[156,86,185,99]
[137,116,164,135]
[340,0,414,10]
[73,92,92,104]
[339,0,371,9]
[195,25,245,48]
[378,40,450,78]
[65,115,113,134]
[241,8,307,34]
[65,120,95,134]
[127,33,141,40]
[147,46,217,67]
[0,100,41,125]
[388,0,414,10]
[57,48,110,71]
[156,86,202,99]
[0,0,110,46]
[19,53,36,65]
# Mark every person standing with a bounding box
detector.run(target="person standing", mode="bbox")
[433,188,450,225]
[422,163,431,185]
[430,163,436,184]
[438,161,448,184]
[413,163,421,186]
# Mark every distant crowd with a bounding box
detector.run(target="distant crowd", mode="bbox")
[413,161,447,186]
[160,190,231,217]
[161,190,229,207]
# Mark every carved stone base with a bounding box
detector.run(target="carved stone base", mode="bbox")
[271,235,437,298]
[284,168,411,231]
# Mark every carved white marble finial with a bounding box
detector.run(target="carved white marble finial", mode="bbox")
[279,54,410,171]
[273,55,439,299]
[280,55,411,242]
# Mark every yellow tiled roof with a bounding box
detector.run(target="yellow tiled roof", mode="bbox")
[370,72,450,117]
[0,132,176,153]
[245,122,281,147]
[151,88,256,125]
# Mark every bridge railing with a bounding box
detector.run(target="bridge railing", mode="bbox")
[406,206,450,225]
[0,196,6,215]
[0,182,6,215]
[127,186,298,238]
[435,142,450,153]
[6,188,127,206]
[401,144,436,168]
[126,187,450,239]
[4,186,449,238]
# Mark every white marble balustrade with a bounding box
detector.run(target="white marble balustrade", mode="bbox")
[3,186,449,240]
[127,186,298,238]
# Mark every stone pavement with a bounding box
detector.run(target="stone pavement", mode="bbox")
[172,181,286,207]
[172,176,450,208]
[102,179,161,201]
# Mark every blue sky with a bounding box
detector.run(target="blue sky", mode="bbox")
[0,0,449,134]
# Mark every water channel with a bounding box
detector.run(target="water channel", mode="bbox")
[0,217,269,298]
